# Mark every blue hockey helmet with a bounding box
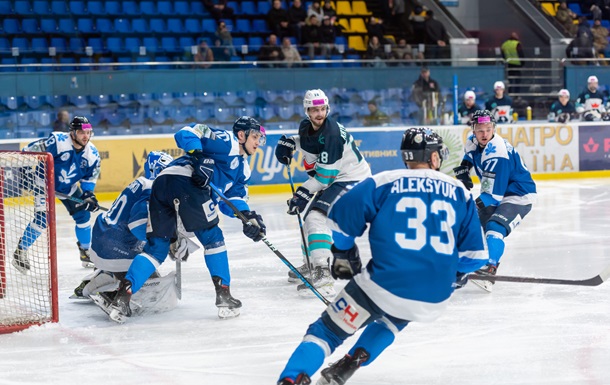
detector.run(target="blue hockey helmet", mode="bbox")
[144,151,173,180]
[232,116,266,146]
[400,127,448,168]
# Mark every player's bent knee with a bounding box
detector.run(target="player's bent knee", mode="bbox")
[72,209,91,224]
[305,317,346,356]
[143,237,171,264]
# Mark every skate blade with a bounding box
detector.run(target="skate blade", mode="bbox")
[315,377,333,385]
[69,294,91,300]
[109,308,127,324]
[218,307,241,319]
[471,279,494,293]
[90,294,112,316]
[298,284,336,299]
[11,259,30,274]
[81,261,95,269]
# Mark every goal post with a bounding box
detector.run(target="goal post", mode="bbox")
[0,151,58,333]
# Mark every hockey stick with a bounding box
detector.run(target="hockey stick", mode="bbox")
[175,258,182,300]
[208,183,331,306]
[469,265,610,286]
[55,191,109,211]
[286,165,314,279]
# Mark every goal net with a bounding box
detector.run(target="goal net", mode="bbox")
[0,151,58,334]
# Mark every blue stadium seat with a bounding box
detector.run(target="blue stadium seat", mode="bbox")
[88,1,104,15]
[0,96,22,109]
[256,106,276,121]
[279,90,296,102]
[116,56,133,70]
[39,57,55,72]
[196,91,215,103]
[79,56,94,71]
[59,19,76,33]
[176,92,195,106]
[171,107,190,123]
[140,1,155,15]
[0,37,10,54]
[59,57,76,71]
[21,58,38,72]
[0,0,12,14]
[68,1,86,14]
[568,3,581,15]
[77,18,94,33]
[31,37,48,53]
[11,37,29,53]
[32,1,50,14]
[90,94,111,107]
[235,19,251,33]
[69,37,85,53]
[14,1,33,14]
[126,107,145,125]
[149,19,166,33]
[47,94,67,107]
[157,1,173,14]
[167,19,183,33]
[257,1,271,14]
[174,1,190,15]
[191,2,207,14]
[124,37,140,54]
[143,37,159,54]
[25,95,42,109]
[235,105,256,118]
[49,37,66,52]
[160,37,178,54]
[32,110,51,127]
[227,1,239,14]
[237,90,257,104]
[178,37,195,51]
[106,37,123,53]
[248,36,264,52]
[105,1,121,15]
[240,1,256,14]
[218,91,239,105]
[132,19,148,33]
[3,19,20,34]
[95,18,113,33]
[152,55,172,69]
[112,93,136,107]
[137,92,153,106]
[50,0,67,14]
[252,19,269,33]
[259,90,279,103]
[278,104,296,120]
[202,19,217,33]
[185,19,202,33]
[21,19,39,34]
[114,19,131,33]
[213,106,235,123]
[122,1,138,15]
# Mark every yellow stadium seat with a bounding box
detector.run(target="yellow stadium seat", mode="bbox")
[349,18,367,33]
[348,35,367,51]
[336,1,353,15]
[337,18,351,32]
[541,2,557,16]
[352,1,372,16]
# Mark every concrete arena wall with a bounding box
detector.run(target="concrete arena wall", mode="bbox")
[4,121,610,200]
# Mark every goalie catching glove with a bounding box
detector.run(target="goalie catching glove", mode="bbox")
[241,210,266,242]
[331,243,362,280]
[77,191,100,212]
[287,186,313,215]
[275,135,296,165]
[188,150,214,188]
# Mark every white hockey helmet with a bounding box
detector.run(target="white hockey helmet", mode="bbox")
[558,89,570,98]
[588,75,598,84]
[494,81,505,90]
[464,90,476,101]
[303,89,330,116]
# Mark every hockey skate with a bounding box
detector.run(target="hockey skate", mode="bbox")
[12,248,30,274]
[107,278,132,323]
[278,374,311,385]
[78,242,95,268]
[288,263,313,283]
[471,263,499,293]
[297,266,335,298]
[70,279,90,299]
[212,276,242,320]
[317,348,370,385]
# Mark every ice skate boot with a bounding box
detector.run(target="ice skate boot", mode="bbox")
[107,278,132,323]
[471,263,499,293]
[12,247,30,274]
[278,373,311,385]
[288,263,313,283]
[297,266,335,298]
[71,279,90,299]
[78,242,95,268]
[317,348,370,385]
[212,276,242,319]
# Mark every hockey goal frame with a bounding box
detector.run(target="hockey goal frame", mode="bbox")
[0,151,58,333]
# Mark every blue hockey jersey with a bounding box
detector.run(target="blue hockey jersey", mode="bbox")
[24,132,101,195]
[462,133,537,206]
[173,123,252,216]
[90,176,152,271]
[328,169,487,322]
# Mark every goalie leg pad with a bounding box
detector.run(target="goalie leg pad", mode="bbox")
[83,270,120,297]
[130,271,179,316]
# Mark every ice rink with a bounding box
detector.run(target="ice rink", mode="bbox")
[1,178,609,385]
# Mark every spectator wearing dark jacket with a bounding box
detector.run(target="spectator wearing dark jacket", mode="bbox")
[301,14,323,58]
[320,16,338,57]
[288,0,307,42]
[203,0,235,22]
[424,10,449,64]
[267,0,291,39]
[258,34,285,67]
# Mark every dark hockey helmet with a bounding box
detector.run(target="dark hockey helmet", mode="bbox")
[144,151,174,180]
[470,109,496,129]
[400,127,448,167]
[69,116,93,131]
[232,116,266,145]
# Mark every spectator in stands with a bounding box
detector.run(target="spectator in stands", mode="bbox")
[320,16,338,57]
[390,0,408,33]
[583,0,604,20]
[424,11,449,65]
[410,67,440,124]
[258,34,285,67]
[302,14,323,58]
[212,38,232,63]
[281,37,302,67]
[501,32,525,94]
[458,91,481,124]
[53,110,70,132]
[591,18,609,60]
[215,20,236,57]
[391,38,424,65]
[267,0,291,39]
[362,100,390,126]
[555,1,578,36]
[409,4,427,44]
[365,36,389,67]
[566,20,595,65]
[548,89,577,123]
[485,81,514,123]
[307,0,324,20]
[203,0,235,23]
[367,17,386,43]
[322,1,336,20]
[194,40,214,68]
[288,0,308,43]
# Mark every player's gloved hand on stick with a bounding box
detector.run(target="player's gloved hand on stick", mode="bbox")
[287,186,313,215]
[453,164,473,190]
[189,150,214,189]
[241,210,266,242]
[275,135,296,165]
[79,191,100,212]
[330,243,362,280]
[169,236,190,262]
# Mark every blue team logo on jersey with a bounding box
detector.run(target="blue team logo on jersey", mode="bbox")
[484,143,497,156]
[92,147,99,156]
[56,133,68,142]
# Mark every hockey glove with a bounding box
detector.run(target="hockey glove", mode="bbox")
[241,210,266,242]
[453,164,473,190]
[189,150,214,189]
[78,191,100,212]
[330,243,362,280]
[275,135,296,165]
[287,186,313,215]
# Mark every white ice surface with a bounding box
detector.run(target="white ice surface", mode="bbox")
[1,178,609,385]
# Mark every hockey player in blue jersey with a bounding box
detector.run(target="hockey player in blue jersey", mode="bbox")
[72,151,173,302]
[453,109,537,292]
[276,127,487,385]
[275,89,371,297]
[105,116,267,323]
[13,116,101,273]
